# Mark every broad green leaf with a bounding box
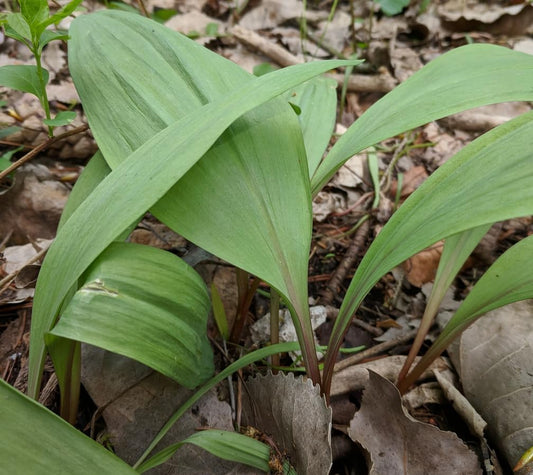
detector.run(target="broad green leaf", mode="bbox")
[322,111,533,392]
[58,152,111,230]
[0,64,48,99]
[312,44,533,195]
[135,341,302,469]
[0,379,136,474]
[137,430,270,473]
[6,13,32,42]
[54,10,361,390]
[50,242,214,388]
[405,234,533,388]
[283,76,339,177]
[43,110,76,126]
[29,16,355,397]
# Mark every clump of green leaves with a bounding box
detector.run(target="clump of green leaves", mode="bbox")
[0,0,81,135]
[2,8,533,474]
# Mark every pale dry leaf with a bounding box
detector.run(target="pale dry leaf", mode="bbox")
[348,370,481,474]
[389,46,424,83]
[449,300,533,469]
[330,355,450,397]
[242,372,332,475]
[239,0,325,30]
[165,10,223,37]
[312,191,346,222]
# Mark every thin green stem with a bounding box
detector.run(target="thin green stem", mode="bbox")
[33,47,53,136]
[133,341,302,470]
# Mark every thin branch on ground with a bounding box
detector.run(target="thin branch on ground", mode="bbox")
[320,219,370,305]
[0,124,89,182]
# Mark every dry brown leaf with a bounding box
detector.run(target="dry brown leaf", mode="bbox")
[242,372,332,475]
[348,370,481,474]
[402,242,443,287]
[448,300,533,469]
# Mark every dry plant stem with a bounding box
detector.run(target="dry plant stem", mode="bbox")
[231,25,396,93]
[136,0,149,17]
[320,219,370,305]
[230,273,261,343]
[0,124,89,182]
[333,327,419,372]
[270,289,280,370]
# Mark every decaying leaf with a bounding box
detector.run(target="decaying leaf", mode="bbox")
[81,345,259,474]
[348,370,481,474]
[242,372,332,475]
[449,300,533,469]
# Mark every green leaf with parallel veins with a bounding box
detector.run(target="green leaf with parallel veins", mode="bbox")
[284,76,338,178]
[405,234,533,388]
[137,430,271,473]
[312,44,533,195]
[50,242,214,388]
[0,379,136,474]
[322,111,533,393]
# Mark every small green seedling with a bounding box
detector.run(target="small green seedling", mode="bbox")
[0,0,81,135]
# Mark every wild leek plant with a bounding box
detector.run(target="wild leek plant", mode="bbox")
[2,8,533,473]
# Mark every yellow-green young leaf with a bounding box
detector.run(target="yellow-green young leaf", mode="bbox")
[211,283,229,341]
[0,64,48,99]
[405,234,533,388]
[312,44,533,194]
[6,13,32,42]
[50,242,214,388]
[137,430,271,473]
[322,111,533,393]
[0,379,136,474]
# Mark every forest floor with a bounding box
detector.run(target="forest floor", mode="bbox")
[1,1,532,474]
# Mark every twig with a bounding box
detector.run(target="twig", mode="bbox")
[230,25,397,93]
[333,327,419,372]
[320,219,370,305]
[0,124,89,182]
[326,306,383,336]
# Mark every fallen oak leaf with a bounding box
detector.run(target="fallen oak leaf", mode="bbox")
[348,370,481,474]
